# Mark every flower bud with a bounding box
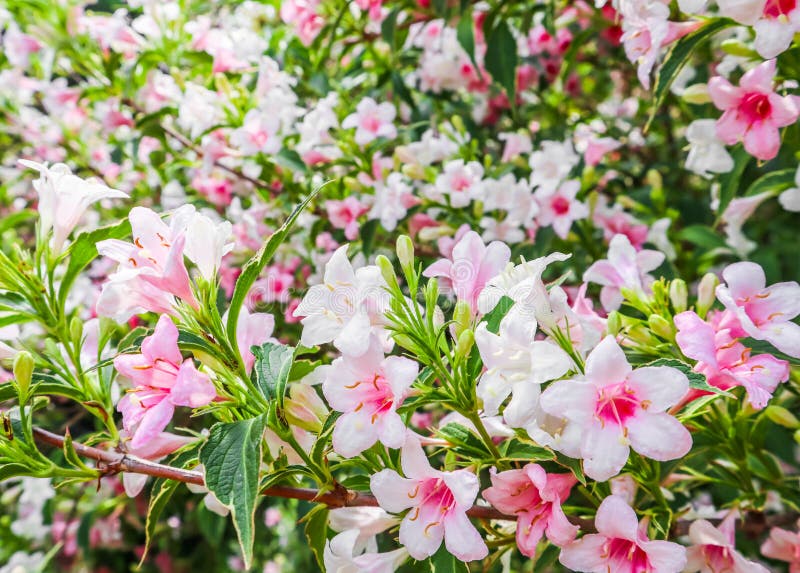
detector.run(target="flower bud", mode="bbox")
[375,255,397,287]
[432,305,445,329]
[453,300,472,338]
[13,351,34,405]
[401,163,426,180]
[765,405,800,429]
[697,273,719,318]
[606,311,622,336]
[69,316,84,344]
[396,235,414,271]
[795,429,800,445]
[455,329,474,358]
[648,314,674,340]
[681,83,711,105]
[284,384,328,433]
[669,279,688,313]
[720,39,759,58]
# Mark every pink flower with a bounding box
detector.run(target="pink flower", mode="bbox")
[230,109,282,155]
[761,522,800,572]
[752,0,800,59]
[483,464,578,556]
[322,337,418,457]
[422,230,511,312]
[583,234,665,312]
[559,495,687,572]
[280,0,325,46]
[370,435,488,562]
[685,512,770,573]
[115,315,216,449]
[535,180,589,239]
[326,197,370,241]
[433,160,485,208]
[235,307,277,373]
[342,98,397,146]
[540,336,691,481]
[708,59,799,161]
[97,206,198,321]
[675,310,789,408]
[716,261,800,358]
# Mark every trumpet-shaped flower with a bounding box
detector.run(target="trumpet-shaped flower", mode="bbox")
[583,233,665,312]
[115,315,216,449]
[183,211,234,280]
[293,245,390,357]
[761,522,800,571]
[342,97,397,146]
[97,206,198,321]
[475,308,573,416]
[423,230,510,312]
[675,310,789,408]
[19,160,128,254]
[535,180,590,239]
[482,464,578,556]
[540,336,691,481]
[685,511,770,573]
[323,337,417,457]
[432,159,485,208]
[708,59,799,161]
[559,495,687,572]
[716,261,800,358]
[370,436,488,562]
[323,529,408,573]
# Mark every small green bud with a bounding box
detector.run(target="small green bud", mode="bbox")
[375,255,397,287]
[453,301,472,338]
[606,311,622,336]
[681,84,711,105]
[401,163,426,180]
[669,279,688,313]
[69,316,84,345]
[451,115,466,134]
[720,39,759,58]
[455,329,474,358]
[697,273,719,318]
[648,314,674,340]
[795,428,800,446]
[13,351,34,404]
[766,405,800,429]
[396,235,415,271]
[284,384,328,433]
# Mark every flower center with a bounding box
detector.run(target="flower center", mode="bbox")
[740,93,772,124]
[361,114,382,133]
[347,374,395,422]
[595,382,641,427]
[604,538,651,573]
[552,195,571,215]
[764,0,797,18]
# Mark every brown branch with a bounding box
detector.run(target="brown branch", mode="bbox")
[31,427,799,538]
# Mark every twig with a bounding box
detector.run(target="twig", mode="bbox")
[31,427,800,537]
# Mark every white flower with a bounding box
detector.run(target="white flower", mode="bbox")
[778,165,800,212]
[369,172,415,231]
[183,210,235,280]
[177,83,222,139]
[684,119,734,177]
[528,140,579,195]
[342,97,397,146]
[432,159,485,207]
[324,529,408,573]
[19,160,128,254]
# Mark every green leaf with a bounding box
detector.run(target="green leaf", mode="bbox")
[677,225,726,249]
[140,478,180,567]
[226,186,326,359]
[456,13,478,72]
[429,545,468,573]
[646,18,733,131]
[0,210,36,234]
[645,358,732,396]
[718,146,751,213]
[199,417,266,568]
[251,342,294,406]
[484,21,518,107]
[743,168,797,197]
[289,358,321,382]
[554,452,586,485]
[58,219,131,309]
[302,505,329,570]
[436,422,493,459]
[481,295,514,334]
[501,439,554,462]
[275,148,309,175]
[381,7,400,49]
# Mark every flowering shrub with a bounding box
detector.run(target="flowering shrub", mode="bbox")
[1,1,800,572]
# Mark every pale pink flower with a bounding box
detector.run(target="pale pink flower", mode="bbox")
[3,23,42,69]
[559,495,687,572]
[235,307,276,373]
[540,336,691,481]
[778,165,800,212]
[761,521,800,572]
[293,245,390,357]
[230,109,282,155]
[329,507,399,553]
[685,511,770,573]
[708,59,799,161]
[422,230,511,312]
[324,529,408,573]
[675,310,789,408]
[498,132,533,162]
[97,206,198,321]
[115,315,216,449]
[355,0,385,21]
[716,261,800,358]
[483,464,578,556]
[432,160,485,208]
[183,211,234,280]
[370,435,488,561]
[583,234,665,311]
[751,0,800,58]
[280,0,324,46]
[369,172,419,232]
[528,140,579,194]
[535,180,589,239]
[322,337,417,457]
[326,197,370,241]
[342,98,397,146]
[19,160,128,254]
[685,119,735,177]
[192,173,234,207]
